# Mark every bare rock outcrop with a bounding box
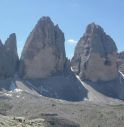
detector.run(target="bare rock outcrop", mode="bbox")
[18,17,87,101]
[19,17,67,79]
[4,33,19,77]
[0,40,5,78]
[0,34,19,78]
[71,23,118,82]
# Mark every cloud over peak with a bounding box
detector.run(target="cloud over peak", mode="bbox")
[67,39,77,44]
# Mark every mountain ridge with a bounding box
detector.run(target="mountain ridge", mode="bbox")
[0,16,124,102]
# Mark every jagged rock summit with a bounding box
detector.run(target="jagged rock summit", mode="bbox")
[71,23,118,82]
[0,33,19,78]
[17,16,87,101]
[4,33,19,77]
[19,16,67,79]
[71,23,124,100]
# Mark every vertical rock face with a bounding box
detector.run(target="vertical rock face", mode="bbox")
[0,40,5,78]
[71,23,118,82]
[19,16,67,79]
[4,33,19,77]
[0,33,19,78]
[118,51,124,74]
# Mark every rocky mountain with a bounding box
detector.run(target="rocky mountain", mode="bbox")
[118,51,124,74]
[71,23,118,82]
[0,40,4,78]
[0,18,123,102]
[0,18,124,101]
[0,114,80,127]
[4,33,19,77]
[17,16,87,101]
[0,17,124,127]
[71,23,124,100]
[19,16,67,79]
[0,33,19,78]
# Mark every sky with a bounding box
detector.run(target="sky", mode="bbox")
[0,0,124,58]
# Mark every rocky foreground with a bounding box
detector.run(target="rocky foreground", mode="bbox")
[0,79,124,127]
[0,115,79,127]
[0,90,124,127]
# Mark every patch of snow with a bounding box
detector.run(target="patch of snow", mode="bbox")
[4,93,12,97]
[57,99,65,103]
[10,82,23,93]
[84,97,88,101]
[119,71,124,86]
[4,82,23,97]
[75,75,87,88]
[71,67,89,101]
[14,89,23,93]
[71,67,112,102]
[75,75,92,101]
[10,82,16,92]
[71,67,73,72]
[119,71,124,78]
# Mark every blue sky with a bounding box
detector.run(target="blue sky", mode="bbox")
[0,0,124,58]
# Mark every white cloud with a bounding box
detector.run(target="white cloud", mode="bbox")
[67,39,77,44]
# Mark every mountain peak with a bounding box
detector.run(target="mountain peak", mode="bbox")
[19,17,67,79]
[36,16,54,27]
[39,16,51,21]
[71,23,118,82]
[86,22,104,35]
[5,33,17,52]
